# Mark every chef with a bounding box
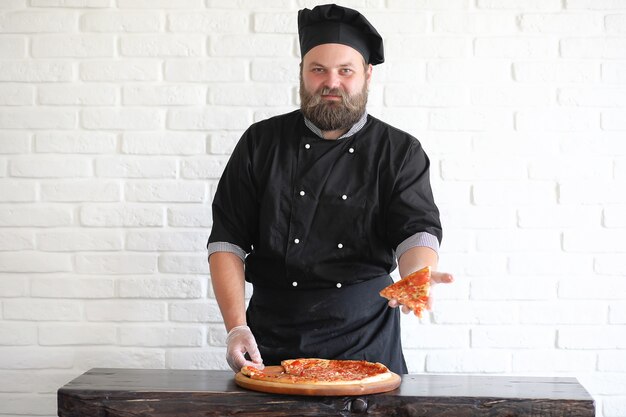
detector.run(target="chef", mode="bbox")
[207,3,453,375]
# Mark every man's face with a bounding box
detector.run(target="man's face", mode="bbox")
[299,43,372,132]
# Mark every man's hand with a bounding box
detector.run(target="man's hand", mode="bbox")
[225,325,264,373]
[388,270,454,315]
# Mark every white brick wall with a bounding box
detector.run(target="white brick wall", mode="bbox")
[0,1,625,416]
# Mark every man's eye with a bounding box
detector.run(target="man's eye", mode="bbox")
[312,68,324,73]
[340,69,353,75]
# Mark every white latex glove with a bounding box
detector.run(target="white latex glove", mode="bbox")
[225,325,264,373]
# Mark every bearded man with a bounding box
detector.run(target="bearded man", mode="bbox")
[207,4,453,375]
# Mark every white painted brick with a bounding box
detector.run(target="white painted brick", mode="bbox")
[167,206,212,227]
[168,108,250,130]
[433,301,519,324]
[475,37,556,58]
[0,275,28,297]
[509,253,593,276]
[119,276,204,298]
[560,132,626,156]
[82,108,165,130]
[0,11,77,33]
[402,325,469,349]
[519,301,607,325]
[385,85,466,107]
[603,110,626,130]
[212,34,293,57]
[208,131,240,155]
[123,84,206,106]
[254,107,304,125]
[120,325,204,346]
[81,60,160,81]
[127,231,206,252]
[181,158,228,179]
[0,347,73,369]
[37,230,123,251]
[0,60,74,82]
[434,13,515,33]
[424,133,472,157]
[472,181,556,206]
[165,59,246,82]
[170,300,222,323]
[427,60,511,83]
[73,347,165,369]
[512,350,597,372]
[478,0,561,9]
[122,132,206,155]
[603,62,626,83]
[561,38,626,59]
[558,326,626,349]
[387,36,467,59]
[0,252,72,273]
[82,11,162,32]
[559,87,626,107]
[610,303,626,324]
[0,0,26,8]
[566,0,626,9]
[617,160,626,180]
[471,85,552,107]
[212,84,291,106]
[80,204,164,227]
[603,396,626,417]
[85,300,166,321]
[441,157,525,180]
[207,0,294,9]
[389,0,469,9]
[75,253,157,274]
[167,348,228,370]
[472,326,556,348]
[560,181,626,204]
[519,13,601,33]
[516,109,598,131]
[430,109,511,131]
[476,229,561,252]
[598,352,626,371]
[253,12,297,34]
[159,254,207,274]
[604,206,626,227]
[118,0,202,7]
[560,277,626,299]
[207,323,226,346]
[564,230,626,253]
[95,157,177,178]
[35,131,116,154]
[41,181,121,202]
[440,206,515,229]
[426,350,510,373]
[513,61,599,83]
[120,35,204,57]
[3,299,80,320]
[0,393,55,415]
[0,370,77,394]
[31,276,115,298]
[0,37,26,59]
[368,11,430,34]
[32,34,114,58]
[31,0,112,6]
[0,205,72,227]
[0,230,34,250]
[518,206,601,228]
[471,278,558,300]
[39,324,117,345]
[125,181,205,202]
[0,322,36,345]
[169,11,248,33]
[379,60,424,83]
[0,131,30,153]
[529,157,612,180]
[0,108,76,129]
[10,157,90,178]
[38,83,117,106]
[0,180,37,202]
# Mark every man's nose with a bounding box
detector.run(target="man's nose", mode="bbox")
[324,71,341,89]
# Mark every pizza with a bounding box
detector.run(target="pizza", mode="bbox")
[240,358,393,385]
[379,266,431,317]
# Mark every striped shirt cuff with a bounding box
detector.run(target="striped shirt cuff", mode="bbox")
[396,232,440,260]
[207,241,246,262]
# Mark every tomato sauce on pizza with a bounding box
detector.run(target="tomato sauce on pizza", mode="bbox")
[379,266,431,317]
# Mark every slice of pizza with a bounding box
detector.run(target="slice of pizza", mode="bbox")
[379,266,431,317]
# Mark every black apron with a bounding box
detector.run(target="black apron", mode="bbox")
[246,274,408,375]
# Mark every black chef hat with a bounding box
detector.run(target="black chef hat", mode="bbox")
[298,4,384,65]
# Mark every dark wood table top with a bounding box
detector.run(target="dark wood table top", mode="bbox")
[58,368,595,417]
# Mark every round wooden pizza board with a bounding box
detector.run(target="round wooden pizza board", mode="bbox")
[234,365,401,396]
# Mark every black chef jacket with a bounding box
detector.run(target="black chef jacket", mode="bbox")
[208,110,442,374]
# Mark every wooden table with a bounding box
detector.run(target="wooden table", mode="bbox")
[57,368,595,416]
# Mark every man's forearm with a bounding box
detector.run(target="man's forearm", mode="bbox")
[209,251,247,332]
[398,246,438,278]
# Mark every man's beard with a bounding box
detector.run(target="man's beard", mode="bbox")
[299,76,368,132]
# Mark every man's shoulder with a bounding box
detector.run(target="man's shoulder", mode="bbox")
[365,114,421,147]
